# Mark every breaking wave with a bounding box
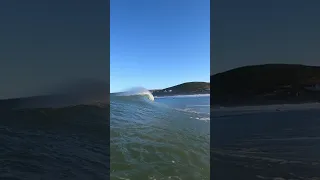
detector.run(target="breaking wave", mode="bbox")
[113,87,155,101]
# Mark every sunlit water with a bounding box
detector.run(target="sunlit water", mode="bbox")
[110,94,210,180]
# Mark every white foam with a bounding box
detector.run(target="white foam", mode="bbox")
[137,91,155,101]
[190,116,210,122]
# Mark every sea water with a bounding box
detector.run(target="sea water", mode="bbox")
[3,93,319,180]
[211,103,320,179]
[110,94,210,180]
[0,104,109,180]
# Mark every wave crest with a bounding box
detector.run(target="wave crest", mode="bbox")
[114,87,155,101]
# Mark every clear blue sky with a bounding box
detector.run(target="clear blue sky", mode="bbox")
[110,0,210,93]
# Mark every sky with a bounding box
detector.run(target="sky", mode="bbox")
[0,0,109,99]
[3,0,318,96]
[110,0,210,93]
[211,0,320,75]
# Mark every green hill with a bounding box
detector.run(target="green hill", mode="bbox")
[151,82,210,96]
[211,64,320,106]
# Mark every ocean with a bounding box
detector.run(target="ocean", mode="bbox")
[5,91,318,180]
[211,103,320,180]
[110,93,210,180]
[0,104,110,180]
[0,90,209,180]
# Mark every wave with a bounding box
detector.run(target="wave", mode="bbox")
[112,87,155,101]
[0,79,108,110]
[110,88,210,125]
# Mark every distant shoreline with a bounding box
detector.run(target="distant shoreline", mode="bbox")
[151,82,210,97]
[154,93,210,98]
